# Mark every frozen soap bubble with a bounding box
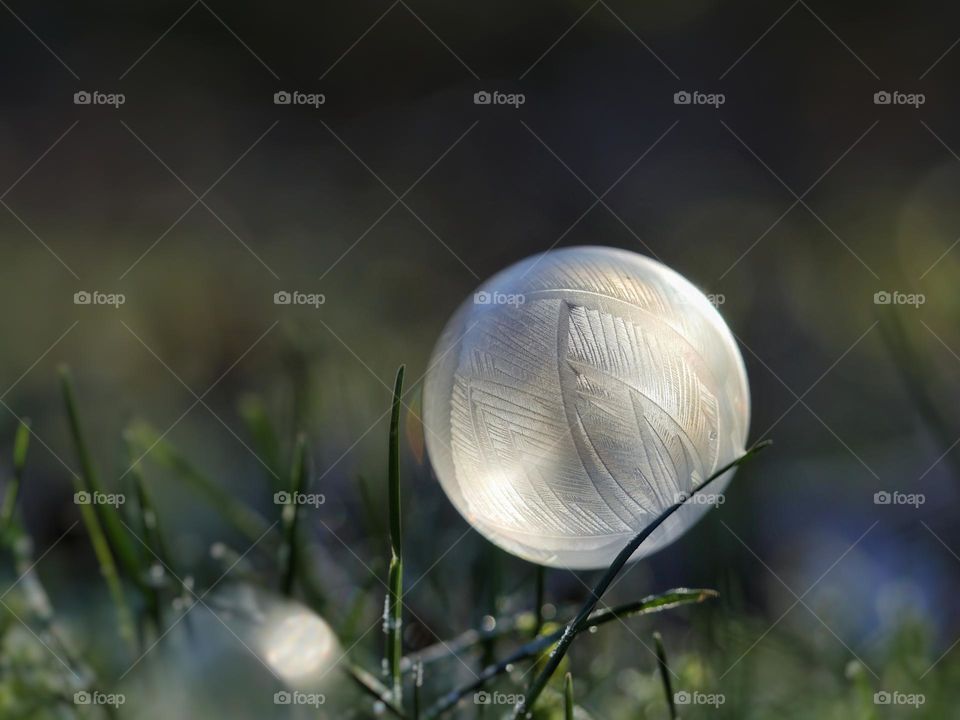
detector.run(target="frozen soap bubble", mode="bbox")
[423,246,750,569]
[119,585,346,719]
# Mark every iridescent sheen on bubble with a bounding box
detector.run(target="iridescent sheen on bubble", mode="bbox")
[423,247,750,569]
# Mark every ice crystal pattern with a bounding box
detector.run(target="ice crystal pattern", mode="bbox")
[424,247,750,569]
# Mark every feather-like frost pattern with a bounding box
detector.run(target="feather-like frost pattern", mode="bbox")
[425,247,750,569]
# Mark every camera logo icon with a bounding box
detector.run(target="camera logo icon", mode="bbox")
[474,291,491,304]
[873,90,923,108]
[274,691,292,705]
[874,691,891,704]
[74,691,91,705]
[474,691,490,704]
[74,291,92,305]
[274,491,291,505]
[74,491,92,505]
[873,290,891,305]
[674,691,691,705]
[673,90,692,105]
[274,91,292,105]
[274,291,292,305]
[72,90,124,108]
[874,491,891,505]
[472,89,524,107]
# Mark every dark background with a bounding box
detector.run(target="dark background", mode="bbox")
[2,1,960,717]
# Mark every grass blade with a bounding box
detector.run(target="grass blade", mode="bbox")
[0,423,119,698]
[126,438,183,637]
[126,421,273,544]
[59,369,138,650]
[533,565,546,639]
[60,368,143,584]
[653,632,677,720]
[413,661,423,720]
[127,421,331,611]
[343,663,409,719]
[405,589,717,669]
[239,394,284,489]
[511,440,771,719]
[338,573,382,644]
[1,419,31,531]
[75,485,137,650]
[279,434,308,595]
[424,588,717,718]
[128,447,174,574]
[386,365,405,703]
[564,672,574,720]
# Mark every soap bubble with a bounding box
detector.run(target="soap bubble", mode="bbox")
[119,585,345,718]
[423,247,750,569]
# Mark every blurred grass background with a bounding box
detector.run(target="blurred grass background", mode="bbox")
[1,0,960,717]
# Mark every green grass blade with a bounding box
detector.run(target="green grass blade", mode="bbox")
[127,444,172,633]
[1,422,118,692]
[564,672,574,720]
[74,479,137,651]
[413,661,423,720]
[407,590,718,667]
[338,573,381,644]
[293,546,328,613]
[585,588,719,624]
[389,366,404,560]
[59,369,138,651]
[125,421,273,544]
[128,452,174,572]
[239,394,284,488]
[387,365,405,703]
[279,434,308,595]
[512,439,772,719]
[128,421,331,611]
[1,419,31,531]
[59,368,143,584]
[533,565,546,639]
[653,632,677,720]
[424,588,717,718]
[343,663,409,720]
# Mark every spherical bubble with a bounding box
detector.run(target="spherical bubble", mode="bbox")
[423,246,750,569]
[119,585,346,719]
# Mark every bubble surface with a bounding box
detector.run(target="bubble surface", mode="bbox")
[423,247,750,569]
